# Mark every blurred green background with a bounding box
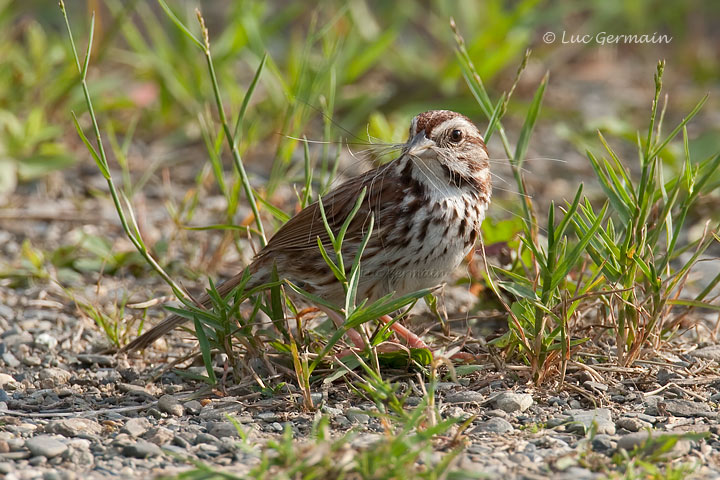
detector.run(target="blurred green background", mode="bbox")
[1,0,718,205]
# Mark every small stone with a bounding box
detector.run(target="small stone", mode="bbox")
[0,462,12,474]
[2,352,20,368]
[617,431,692,459]
[310,393,323,406]
[38,367,71,388]
[271,422,284,432]
[35,333,57,350]
[346,411,370,424]
[144,427,174,446]
[195,433,220,445]
[0,374,17,387]
[257,412,280,422]
[158,395,184,416]
[321,406,343,417]
[657,368,680,385]
[122,418,151,438]
[547,416,569,429]
[48,418,102,437]
[444,391,485,404]
[616,417,651,432]
[147,407,163,419]
[28,455,46,466]
[689,345,720,361]
[486,409,508,419]
[547,396,567,406]
[25,435,67,459]
[591,434,615,452]
[663,399,708,417]
[118,383,151,396]
[472,417,513,434]
[567,408,615,435]
[22,355,41,366]
[172,435,191,449]
[76,354,115,366]
[183,400,202,415]
[583,381,608,392]
[494,392,533,413]
[563,466,596,479]
[405,397,422,406]
[122,440,162,459]
[197,443,220,454]
[206,422,239,438]
[622,412,658,424]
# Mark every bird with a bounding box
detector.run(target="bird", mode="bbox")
[122,110,491,354]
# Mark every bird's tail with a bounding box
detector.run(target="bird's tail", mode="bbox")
[120,271,250,353]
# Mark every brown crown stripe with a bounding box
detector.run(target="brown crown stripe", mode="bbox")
[414,110,473,136]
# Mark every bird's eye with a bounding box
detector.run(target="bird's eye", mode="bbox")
[450,129,463,143]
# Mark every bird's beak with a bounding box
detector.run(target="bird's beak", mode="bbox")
[406,131,434,157]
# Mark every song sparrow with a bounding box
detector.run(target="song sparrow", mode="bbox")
[123,110,491,353]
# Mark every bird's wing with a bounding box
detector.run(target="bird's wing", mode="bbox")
[255,163,399,256]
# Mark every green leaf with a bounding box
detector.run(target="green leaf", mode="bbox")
[513,71,547,168]
[193,316,217,385]
[157,0,204,49]
[71,112,107,178]
[233,52,267,143]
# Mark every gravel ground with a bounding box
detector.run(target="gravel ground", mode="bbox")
[1,258,720,478]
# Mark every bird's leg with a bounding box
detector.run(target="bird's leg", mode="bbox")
[378,314,430,350]
[322,308,366,349]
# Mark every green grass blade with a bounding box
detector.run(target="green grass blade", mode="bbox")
[156,0,203,49]
[513,72,547,168]
[233,52,267,143]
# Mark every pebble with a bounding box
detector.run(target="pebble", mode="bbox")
[0,374,16,387]
[145,427,174,445]
[184,400,202,415]
[118,383,151,396]
[689,345,720,361]
[310,392,323,406]
[567,408,615,435]
[122,440,163,459]
[35,333,58,350]
[48,418,102,437]
[158,394,184,416]
[346,411,370,424]
[663,399,708,417]
[583,381,608,392]
[444,391,485,404]
[472,417,514,434]
[591,434,615,452]
[38,367,72,388]
[616,416,651,432]
[206,422,239,438]
[122,418,151,438]
[617,431,691,459]
[2,352,20,368]
[494,392,533,413]
[25,435,67,459]
[76,354,116,367]
[257,412,280,422]
[195,433,220,445]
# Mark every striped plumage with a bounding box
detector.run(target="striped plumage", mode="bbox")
[123,110,491,353]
